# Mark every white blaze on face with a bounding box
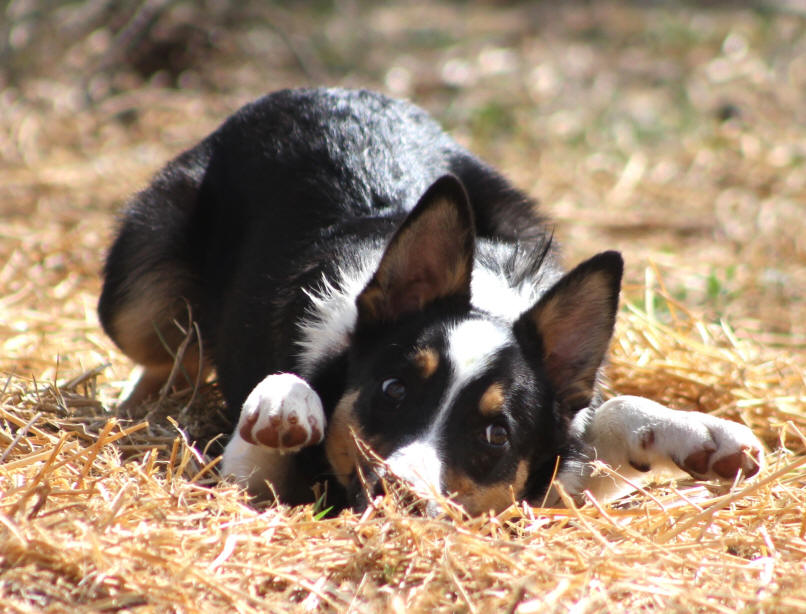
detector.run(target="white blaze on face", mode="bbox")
[446,318,511,386]
[385,318,512,500]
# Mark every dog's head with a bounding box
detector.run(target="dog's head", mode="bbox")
[325,175,623,515]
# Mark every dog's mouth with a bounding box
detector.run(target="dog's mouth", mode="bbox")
[342,435,528,517]
[345,463,444,517]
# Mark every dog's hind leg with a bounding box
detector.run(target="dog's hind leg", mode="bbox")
[102,277,207,418]
[99,143,212,418]
[559,395,764,503]
[116,341,209,419]
[117,366,172,415]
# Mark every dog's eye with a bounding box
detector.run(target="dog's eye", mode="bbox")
[381,378,407,403]
[483,424,509,447]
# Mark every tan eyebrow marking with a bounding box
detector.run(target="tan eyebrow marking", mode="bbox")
[479,382,506,416]
[413,347,439,379]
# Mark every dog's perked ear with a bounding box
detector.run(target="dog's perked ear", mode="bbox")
[357,175,475,324]
[515,251,624,413]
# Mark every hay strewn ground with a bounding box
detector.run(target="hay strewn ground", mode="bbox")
[2,308,805,613]
[2,2,805,612]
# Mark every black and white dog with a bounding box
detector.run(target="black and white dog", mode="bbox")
[99,88,762,514]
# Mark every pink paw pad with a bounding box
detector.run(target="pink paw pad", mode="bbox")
[712,447,760,480]
[236,374,326,452]
[681,444,716,477]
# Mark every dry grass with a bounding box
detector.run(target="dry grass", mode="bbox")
[2,2,806,612]
[1,305,805,613]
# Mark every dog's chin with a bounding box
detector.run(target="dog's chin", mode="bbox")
[423,500,443,518]
[346,472,444,518]
[345,476,372,513]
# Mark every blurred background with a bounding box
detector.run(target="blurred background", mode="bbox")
[1,0,805,381]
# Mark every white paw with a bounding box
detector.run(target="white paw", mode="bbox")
[235,373,325,453]
[657,411,763,481]
[597,396,763,482]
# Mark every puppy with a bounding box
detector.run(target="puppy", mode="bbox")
[99,88,762,514]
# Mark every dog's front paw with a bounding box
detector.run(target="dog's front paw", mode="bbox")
[615,397,764,482]
[593,396,764,484]
[237,373,325,452]
[668,412,763,481]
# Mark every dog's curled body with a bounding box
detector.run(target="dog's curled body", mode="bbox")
[99,88,762,514]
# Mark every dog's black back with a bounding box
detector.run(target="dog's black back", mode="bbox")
[99,88,552,420]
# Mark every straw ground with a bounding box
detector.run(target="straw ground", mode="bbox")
[2,2,806,612]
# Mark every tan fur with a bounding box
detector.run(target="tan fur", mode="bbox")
[109,271,207,416]
[116,355,209,419]
[356,284,385,322]
[405,195,474,297]
[479,383,505,416]
[536,272,611,353]
[443,460,529,516]
[324,390,363,485]
[413,347,439,379]
[379,197,471,291]
[532,271,613,405]
[109,271,195,367]
[357,196,472,322]
[116,366,173,418]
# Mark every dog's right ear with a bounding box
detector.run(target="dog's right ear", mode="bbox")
[356,175,475,324]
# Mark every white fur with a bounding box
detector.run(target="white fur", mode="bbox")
[446,318,511,385]
[240,373,325,451]
[384,439,443,499]
[295,251,381,379]
[222,374,326,495]
[470,266,537,321]
[470,242,561,321]
[567,395,764,502]
[437,318,511,442]
[221,434,291,498]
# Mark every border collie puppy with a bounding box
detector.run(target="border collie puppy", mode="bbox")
[99,88,762,514]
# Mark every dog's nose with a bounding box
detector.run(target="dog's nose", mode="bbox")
[370,479,387,499]
[348,482,370,512]
[346,469,384,512]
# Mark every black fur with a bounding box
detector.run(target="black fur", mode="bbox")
[100,89,550,415]
[99,88,623,512]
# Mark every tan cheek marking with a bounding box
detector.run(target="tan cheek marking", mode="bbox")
[513,459,529,493]
[324,390,363,486]
[444,460,530,516]
[413,347,439,379]
[479,383,505,416]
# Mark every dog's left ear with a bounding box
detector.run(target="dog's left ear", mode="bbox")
[515,251,623,413]
[357,175,475,324]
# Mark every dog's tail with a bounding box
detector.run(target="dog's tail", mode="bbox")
[98,140,213,410]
